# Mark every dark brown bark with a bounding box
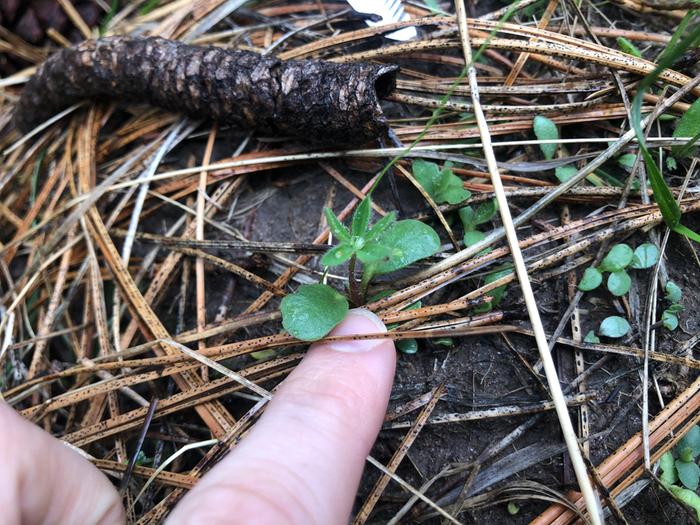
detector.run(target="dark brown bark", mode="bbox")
[14,36,399,145]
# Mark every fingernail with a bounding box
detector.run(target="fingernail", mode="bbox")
[325,308,388,353]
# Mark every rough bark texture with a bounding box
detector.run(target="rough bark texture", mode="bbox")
[15,36,399,144]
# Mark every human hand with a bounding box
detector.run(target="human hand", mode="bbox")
[0,309,396,525]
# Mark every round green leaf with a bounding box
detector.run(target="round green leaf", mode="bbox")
[630,243,660,269]
[281,284,348,341]
[599,244,634,272]
[599,316,631,338]
[662,310,679,331]
[474,199,498,225]
[579,267,602,291]
[678,426,700,458]
[607,270,631,296]
[676,460,700,491]
[507,502,520,515]
[665,281,682,303]
[321,243,354,267]
[370,220,441,275]
[533,115,559,160]
[356,243,392,264]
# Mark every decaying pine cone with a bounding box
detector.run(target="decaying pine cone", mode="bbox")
[14,36,399,145]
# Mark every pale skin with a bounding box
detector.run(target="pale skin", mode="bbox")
[0,309,396,525]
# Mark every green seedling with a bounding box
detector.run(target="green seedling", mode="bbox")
[578,243,660,297]
[459,198,498,255]
[660,425,700,520]
[412,160,471,205]
[280,197,440,342]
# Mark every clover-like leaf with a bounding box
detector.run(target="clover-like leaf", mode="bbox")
[583,330,600,344]
[369,219,440,275]
[660,451,678,486]
[630,243,660,269]
[607,270,631,296]
[599,316,631,338]
[677,460,700,491]
[351,197,371,237]
[533,115,559,160]
[678,426,700,461]
[321,243,354,267]
[599,244,634,272]
[665,281,682,303]
[662,310,679,331]
[324,207,350,242]
[281,284,349,341]
[579,267,602,291]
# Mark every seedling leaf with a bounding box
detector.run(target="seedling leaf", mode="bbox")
[660,451,678,485]
[662,310,679,331]
[321,244,354,267]
[630,243,660,269]
[599,316,630,338]
[617,153,636,169]
[281,284,349,341]
[673,98,700,157]
[474,199,498,224]
[324,208,351,243]
[579,267,602,291]
[397,338,418,354]
[369,220,441,275]
[533,115,558,160]
[475,268,512,312]
[459,206,477,231]
[607,270,631,296]
[351,197,371,237]
[616,36,642,58]
[665,281,682,303]
[364,211,397,241]
[599,244,634,272]
[678,426,700,459]
[412,160,470,205]
[584,330,600,344]
[555,165,577,183]
[356,243,392,264]
[676,460,700,490]
[668,485,700,521]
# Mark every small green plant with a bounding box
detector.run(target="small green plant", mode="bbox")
[578,243,660,297]
[598,316,631,338]
[662,281,684,331]
[412,160,471,205]
[459,199,498,250]
[280,197,440,341]
[660,425,700,520]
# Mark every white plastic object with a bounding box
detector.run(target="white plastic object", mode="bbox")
[345,0,417,41]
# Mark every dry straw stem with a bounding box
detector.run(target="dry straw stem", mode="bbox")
[453,1,602,522]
